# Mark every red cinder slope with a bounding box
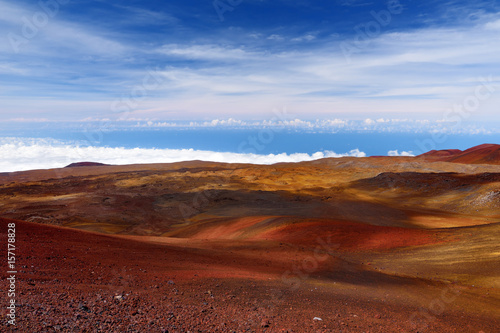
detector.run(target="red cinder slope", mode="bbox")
[419,144,500,165]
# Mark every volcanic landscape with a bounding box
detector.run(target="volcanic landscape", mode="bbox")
[1,144,499,332]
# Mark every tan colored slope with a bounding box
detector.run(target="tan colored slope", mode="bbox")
[345,222,500,289]
[351,171,500,219]
[1,157,499,236]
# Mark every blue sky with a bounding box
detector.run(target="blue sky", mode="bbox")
[1,0,500,124]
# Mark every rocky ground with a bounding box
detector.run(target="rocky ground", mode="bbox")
[1,150,499,332]
[1,218,498,332]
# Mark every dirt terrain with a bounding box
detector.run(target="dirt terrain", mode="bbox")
[1,144,499,332]
[418,143,500,165]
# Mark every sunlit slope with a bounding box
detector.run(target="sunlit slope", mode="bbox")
[345,222,500,289]
[0,156,499,235]
[419,143,500,165]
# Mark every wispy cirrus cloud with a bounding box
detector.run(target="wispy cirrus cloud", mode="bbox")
[112,5,180,26]
[0,1,127,56]
[1,0,500,125]
[157,44,257,61]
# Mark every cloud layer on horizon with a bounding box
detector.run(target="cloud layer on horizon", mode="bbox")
[0,138,367,173]
[5,117,496,136]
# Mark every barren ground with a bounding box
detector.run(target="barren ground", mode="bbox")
[1,154,499,332]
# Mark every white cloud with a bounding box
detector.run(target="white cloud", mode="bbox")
[158,44,254,61]
[2,1,500,123]
[0,138,366,172]
[321,119,347,126]
[291,34,316,42]
[0,1,126,56]
[44,118,499,135]
[388,150,415,157]
[0,1,26,25]
[267,34,284,41]
[484,18,500,30]
[114,5,179,25]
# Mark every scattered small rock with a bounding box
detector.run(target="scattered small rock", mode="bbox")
[260,319,270,327]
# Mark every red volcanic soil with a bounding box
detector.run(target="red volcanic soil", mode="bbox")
[419,143,500,164]
[419,149,462,159]
[1,156,500,332]
[2,217,499,332]
[253,217,444,251]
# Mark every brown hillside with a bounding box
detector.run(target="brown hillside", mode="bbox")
[419,144,500,165]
